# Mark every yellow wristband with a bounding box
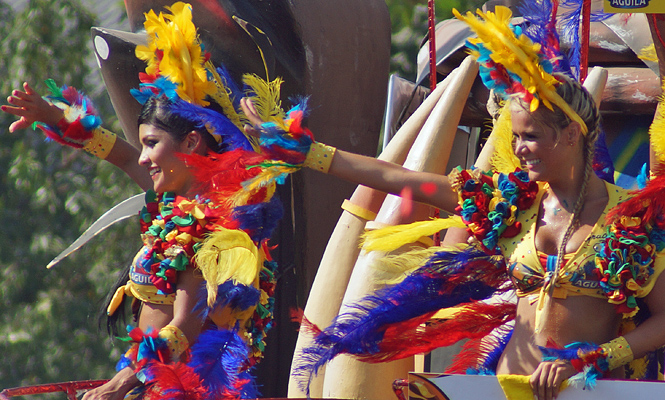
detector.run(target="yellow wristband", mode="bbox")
[82,127,116,159]
[600,336,634,370]
[341,199,377,221]
[158,325,189,361]
[303,142,336,173]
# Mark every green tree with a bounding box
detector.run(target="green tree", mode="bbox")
[387,0,486,80]
[0,0,138,392]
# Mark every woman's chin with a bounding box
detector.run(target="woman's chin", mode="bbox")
[526,170,539,181]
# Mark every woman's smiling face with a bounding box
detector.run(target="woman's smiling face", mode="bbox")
[511,106,574,184]
[138,123,194,196]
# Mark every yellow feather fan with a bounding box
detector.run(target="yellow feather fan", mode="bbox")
[361,216,466,253]
[135,1,249,137]
[650,79,665,166]
[454,6,588,135]
[490,101,521,173]
[194,227,262,307]
[136,2,216,106]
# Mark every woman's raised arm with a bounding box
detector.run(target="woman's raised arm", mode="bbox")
[2,82,152,191]
[240,97,460,214]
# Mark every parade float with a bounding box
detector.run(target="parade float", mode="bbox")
[3,0,665,399]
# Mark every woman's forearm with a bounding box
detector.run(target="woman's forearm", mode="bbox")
[328,149,458,213]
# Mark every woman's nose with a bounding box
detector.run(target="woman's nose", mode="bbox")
[138,149,149,166]
[514,138,525,156]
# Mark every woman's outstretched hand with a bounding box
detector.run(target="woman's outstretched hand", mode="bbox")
[1,82,63,132]
[240,97,263,137]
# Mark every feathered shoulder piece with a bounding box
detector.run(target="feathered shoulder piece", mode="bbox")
[453,6,587,134]
[449,167,539,253]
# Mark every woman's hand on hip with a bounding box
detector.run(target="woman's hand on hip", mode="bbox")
[530,360,577,400]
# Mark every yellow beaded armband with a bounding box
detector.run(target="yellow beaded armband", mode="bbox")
[600,336,634,371]
[82,127,116,159]
[303,142,336,173]
[158,325,189,361]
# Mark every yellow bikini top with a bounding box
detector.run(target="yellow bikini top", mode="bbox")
[107,246,176,315]
[499,181,630,299]
[499,180,665,317]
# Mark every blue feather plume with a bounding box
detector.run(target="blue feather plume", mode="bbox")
[169,99,253,152]
[593,131,615,184]
[194,281,261,322]
[232,196,284,242]
[188,329,256,397]
[558,0,611,79]
[216,65,244,110]
[294,245,509,395]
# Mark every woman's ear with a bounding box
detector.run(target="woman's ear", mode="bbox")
[566,122,582,147]
[182,130,207,154]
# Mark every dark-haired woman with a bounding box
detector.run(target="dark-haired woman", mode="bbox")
[3,80,278,400]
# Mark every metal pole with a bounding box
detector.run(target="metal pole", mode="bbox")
[580,0,592,81]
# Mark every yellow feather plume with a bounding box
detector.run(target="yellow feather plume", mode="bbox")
[135,2,217,106]
[639,44,658,63]
[650,79,665,166]
[454,6,588,134]
[194,228,261,307]
[242,74,286,126]
[490,102,521,173]
[373,247,442,285]
[361,216,466,253]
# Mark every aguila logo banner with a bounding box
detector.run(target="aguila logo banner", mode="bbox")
[605,0,665,12]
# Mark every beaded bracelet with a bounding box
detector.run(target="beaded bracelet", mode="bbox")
[82,127,117,159]
[303,142,336,173]
[158,324,189,361]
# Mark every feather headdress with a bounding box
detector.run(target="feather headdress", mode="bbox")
[130,2,286,150]
[454,6,588,134]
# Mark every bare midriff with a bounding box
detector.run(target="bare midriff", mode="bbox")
[136,300,238,332]
[496,295,623,378]
[137,302,174,332]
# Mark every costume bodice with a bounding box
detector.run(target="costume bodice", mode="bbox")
[500,181,628,299]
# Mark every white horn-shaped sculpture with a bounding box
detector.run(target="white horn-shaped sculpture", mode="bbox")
[287,68,460,398]
[584,67,609,107]
[320,57,478,400]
